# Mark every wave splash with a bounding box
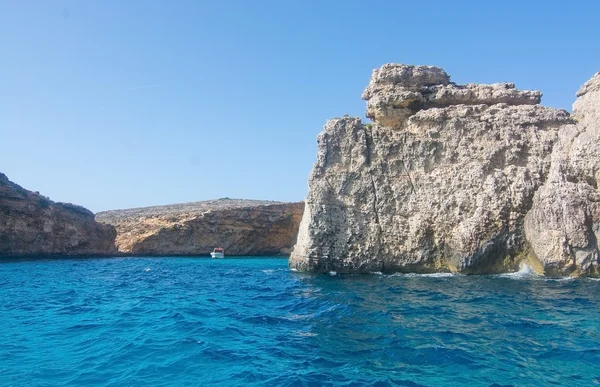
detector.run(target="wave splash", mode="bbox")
[499,263,540,279]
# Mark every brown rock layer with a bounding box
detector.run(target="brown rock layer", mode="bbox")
[97,199,304,256]
[0,173,117,257]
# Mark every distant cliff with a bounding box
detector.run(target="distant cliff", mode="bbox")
[290,64,600,277]
[96,199,304,256]
[0,173,117,257]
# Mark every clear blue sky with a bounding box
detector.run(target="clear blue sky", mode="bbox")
[1,0,598,212]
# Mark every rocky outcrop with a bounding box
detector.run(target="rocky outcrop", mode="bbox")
[96,199,304,256]
[290,63,600,276]
[0,173,117,257]
[525,73,600,277]
[362,65,542,128]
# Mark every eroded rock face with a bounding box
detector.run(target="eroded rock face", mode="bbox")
[0,173,117,257]
[525,73,600,276]
[362,64,541,128]
[290,64,600,276]
[97,199,304,256]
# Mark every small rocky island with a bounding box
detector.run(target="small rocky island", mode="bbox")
[96,199,304,256]
[290,64,600,277]
[0,173,117,257]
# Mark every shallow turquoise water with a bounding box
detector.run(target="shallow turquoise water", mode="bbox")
[1,257,599,386]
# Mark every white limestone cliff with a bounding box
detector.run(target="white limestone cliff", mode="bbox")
[290,64,599,276]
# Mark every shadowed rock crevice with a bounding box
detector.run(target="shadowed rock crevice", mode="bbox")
[525,72,600,277]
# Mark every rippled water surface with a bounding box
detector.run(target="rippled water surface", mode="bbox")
[1,257,599,386]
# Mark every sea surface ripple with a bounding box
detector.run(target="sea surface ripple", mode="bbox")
[1,257,599,386]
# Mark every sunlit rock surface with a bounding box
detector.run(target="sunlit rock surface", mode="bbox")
[291,64,599,276]
[97,199,304,256]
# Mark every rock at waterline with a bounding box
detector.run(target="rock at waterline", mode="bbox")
[290,64,600,277]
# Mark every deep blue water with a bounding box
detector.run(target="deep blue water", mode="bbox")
[1,257,599,386]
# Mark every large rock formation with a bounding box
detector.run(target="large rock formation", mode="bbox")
[525,73,600,277]
[290,64,600,276]
[96,199,304,256]
[0,172,117,257]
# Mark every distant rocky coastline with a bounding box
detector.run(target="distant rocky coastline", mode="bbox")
[290,64,600,277]
[96,199,304,256]
[0,173,117,257]
[0,173,303,258]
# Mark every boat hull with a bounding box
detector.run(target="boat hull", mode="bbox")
[210,252,224,259]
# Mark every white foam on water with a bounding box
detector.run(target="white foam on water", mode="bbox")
[418,272,457,278]
[286,313,315,321]
[294,331,318,337]
[553,277,575,282]
[499,264,539,279]
[144,268,151,272]
[261,269,275,274]
[389,272,458,278]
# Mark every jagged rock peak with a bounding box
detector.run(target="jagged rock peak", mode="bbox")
[575,71,600,97]
[361,64,451,100]
[362,63,543,128]
[573,72,600,123]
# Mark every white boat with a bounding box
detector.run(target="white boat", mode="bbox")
[210,247,224,259]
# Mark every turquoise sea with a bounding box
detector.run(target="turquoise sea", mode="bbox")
[1,257,599,386]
